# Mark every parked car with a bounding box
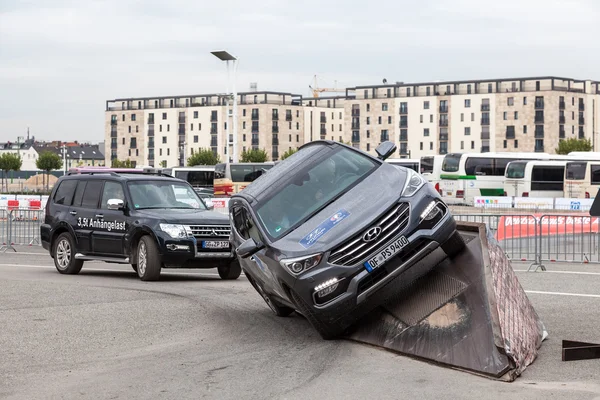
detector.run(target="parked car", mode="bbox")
[228,140,465,339]
[40,168,240,281]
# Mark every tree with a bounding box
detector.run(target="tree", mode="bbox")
[36,151,63,191]
[111,159,135,168]
[280,148,297,160]
[0,153,22,192]
[240,148,268,162]
[187,148,221,166]
[555,138,593,154]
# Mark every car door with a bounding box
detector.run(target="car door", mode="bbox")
[91,180,127,256]
[51,178,79,239]
[69,179,103,255]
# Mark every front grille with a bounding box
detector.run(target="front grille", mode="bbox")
[328,202,410,266]
[186,225,231,238]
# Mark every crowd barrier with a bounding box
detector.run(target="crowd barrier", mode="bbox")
[0,209,44,252]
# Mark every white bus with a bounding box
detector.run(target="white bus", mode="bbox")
[504,160,568,198]
[564,160,600,199]
[439,152,554,205]
[385,158,420,172]
[419,155,445,193]
[162,166,215,196]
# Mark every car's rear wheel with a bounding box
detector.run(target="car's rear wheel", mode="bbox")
[137,236,162,281]
[247,274,294,317]
[218,259,242,280]
[288,288,345,340]
[441,230,466,259]
[53,232,83,275]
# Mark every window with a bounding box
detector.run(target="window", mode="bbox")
[80,180,103,208]
[465,127,471,136]
[471,141,475,149]
[430,115,433,123]
[162,113,167,120]
[128,181,207,210]
[128,126,131,133]
[430,142,433,150]
[53,180,78,205]
[461,113,464,122]
[131,114,136,121]
[591,165,600,184]
[461,141,464,150]
[100,181,125,209]
[465,99,471,108]
[514,111,518,120]
[566,162,587,180]
[424,128,430,137]
[523,125,527,134]
[503,112,507,120]
[514,140,518,148]
[507,97,514,106]
[523,97,527,105]
[531,166,566,191]
[194,111,198,118]
[162,136,167,144]
[420,115,423,123]
[72,181,87,207]
[424,101,430,109]
[194,135,198,143]
[388,116,392,124]
[471,113,474,121]
[420,142,423,150]
[503,140,507,149]
[382,103,388,111]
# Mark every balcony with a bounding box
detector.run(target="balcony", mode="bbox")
[210,138,218,146]
[579,103,585,111]
[400,107,408,114]
[351,109,360,117]
[211,114,218,122]
[481,146,490,152]
[399,120,408,128]
[351,123,360,129]
[559,101,566,109]
[535,146,544,152]
[506,132,515,139]
[481,104,490,111]
[286,114,292,121]
[400,133,408,141]
[320,128,327,135]
[251,113,259,120]
[272,135,279,145]
[110,119,117,125]
[252,138,259,146]
[272,113,279,121]
[535,130,544,139]
[535,100,544,109]
[559,116,565,124]
[481,118,490,125]
[579,117,585,125]
[480,131,490,140]
[439,106,448,113]
[272,151,279,159]
[438,147,448,155]
[229,134,234,143]
[534,116,544,124]
[148,139,154,148]
[178,116,186,123]
[211,128,218,134]
[320,116,327,123]
[439,133,448,141]
[439,119,448,127]
[148,153,154,161]
[579,129,585,139]
[272,126,279,133]
[178,127,186,135]
[111,131,117,138]
[352,135,360,143]
[559,128,566,139]
[111,142,117,149]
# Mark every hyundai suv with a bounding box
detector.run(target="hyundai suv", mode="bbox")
[228,141,465,339]
[41,168,240,281]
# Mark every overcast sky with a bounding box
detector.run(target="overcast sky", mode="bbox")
[1,0,599,143]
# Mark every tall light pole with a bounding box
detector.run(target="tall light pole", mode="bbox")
[211,50,239,163]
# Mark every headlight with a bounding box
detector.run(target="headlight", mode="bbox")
[401,169,426,197]
[280,253,323,275]
[159,223,188,239]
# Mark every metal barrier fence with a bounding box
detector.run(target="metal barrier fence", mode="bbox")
[0,209,44,252]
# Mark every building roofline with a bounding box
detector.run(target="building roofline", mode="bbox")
[352,76,593,90]
[108,91,303,102]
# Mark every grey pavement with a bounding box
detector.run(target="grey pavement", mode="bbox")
[0,246,600,399]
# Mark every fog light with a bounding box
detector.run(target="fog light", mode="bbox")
[315,278,339,298]
[167,244,189,251]
[420,201,439,221]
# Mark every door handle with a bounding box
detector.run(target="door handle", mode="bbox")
[95,214,104,218]
[69,211,77,215]
[250,256,256,262]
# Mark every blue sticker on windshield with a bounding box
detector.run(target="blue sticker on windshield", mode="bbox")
[299,209,350,249]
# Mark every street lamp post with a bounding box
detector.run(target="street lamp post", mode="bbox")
[211,50,238,163]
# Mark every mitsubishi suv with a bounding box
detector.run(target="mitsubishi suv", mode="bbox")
[228,140,465,339]
[41,168,240,281]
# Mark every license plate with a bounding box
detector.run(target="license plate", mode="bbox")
[363,236,410,272]
[201,240,230,249]
[446,191,453,196]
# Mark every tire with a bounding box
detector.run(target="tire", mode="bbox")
[217,259,242,280]
[53,232,83,275]
[136,235,162,281]
[441,230,466,259]
[246,274,295,317]
[289,289,345,340]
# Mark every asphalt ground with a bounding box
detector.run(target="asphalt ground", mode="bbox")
[1,246,600,400]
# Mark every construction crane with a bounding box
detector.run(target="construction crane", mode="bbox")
[308,75,346,98]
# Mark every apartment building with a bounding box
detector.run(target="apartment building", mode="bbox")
[105,76,600,167]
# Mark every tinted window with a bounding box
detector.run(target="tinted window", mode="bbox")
[53,180,78,205]
[420,157,433,174]
[72,181,87,207]
[506,162,527,179]
[230,164,273,182]
[591,165,600,184]
[214,164,226,179]
[100,181,125,209]
[175,170,214,188]
[494,158,517,176]
[256,147,377,239]
[80,180,103,208]
[566,162,587,180]
[465,157,493,176]
[531,166,565,191]
[441,154,461,172]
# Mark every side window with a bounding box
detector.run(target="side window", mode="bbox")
[72,180,87,207]
[53,180,78,205]
[245,208,263,244]
[80,180,103,209]
[101,181,125,209]
[231,206,249,240]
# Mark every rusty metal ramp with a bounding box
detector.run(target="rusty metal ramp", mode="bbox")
[344,221,548,382]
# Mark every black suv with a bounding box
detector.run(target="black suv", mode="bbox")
[40,169,240,281]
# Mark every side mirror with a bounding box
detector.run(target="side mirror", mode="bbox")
[107,198,125,210]
[375,141,397,160]
[236,237,263,258]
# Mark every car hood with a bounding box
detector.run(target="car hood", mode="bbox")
[272,163,410,255]
[135,208,229,225]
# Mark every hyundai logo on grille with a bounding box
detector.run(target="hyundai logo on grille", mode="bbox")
[362,226,382,243]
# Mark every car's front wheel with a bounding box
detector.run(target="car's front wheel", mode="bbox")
[441,230,466,259]
[53,232,83,275]
[288,288,345,340]
[246,274,294,317]
[136,236,162,281]
[217,259,242,280]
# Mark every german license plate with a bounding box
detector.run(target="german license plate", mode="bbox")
[201,240,230,249]
[363,236,409,272]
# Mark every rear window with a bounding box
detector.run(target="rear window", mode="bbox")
[175,170,214,187]
[214,163,226,179]
[230,164,273,182]
[53,180,78,205]
[505,162,527,179]
[441,154,461,172]
[566,162,587,180]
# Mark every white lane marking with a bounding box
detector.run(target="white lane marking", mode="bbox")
[515,269,600,276]
[0,252,47,256]
[526,290,600,298]
[0,263,225,277]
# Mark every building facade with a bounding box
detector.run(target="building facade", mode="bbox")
[105,76,600,167]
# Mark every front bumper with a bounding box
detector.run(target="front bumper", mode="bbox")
[155,232,234,268]
[290,184,458,322]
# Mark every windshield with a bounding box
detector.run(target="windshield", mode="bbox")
[175,170,214,188]
[256,147,378,239]
[505,162,527,179]
[566,162,587,180]
[442,154,461,172]
[127,180,207,210]
[420,157,433,174]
